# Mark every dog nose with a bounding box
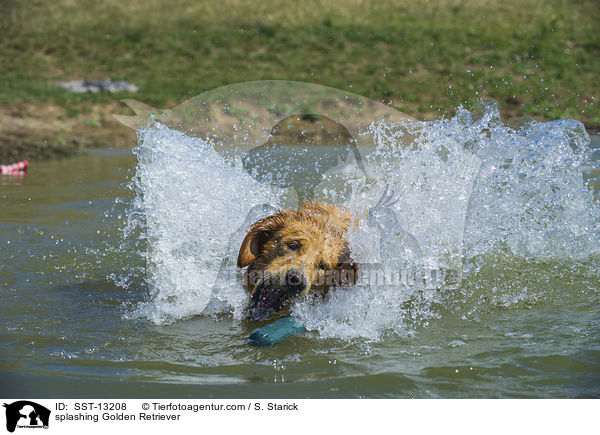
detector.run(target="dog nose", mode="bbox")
[285,269,306,296]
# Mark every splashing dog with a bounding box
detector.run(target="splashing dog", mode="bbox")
[238,202,359,321]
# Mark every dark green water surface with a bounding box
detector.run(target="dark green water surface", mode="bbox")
[1,145,599,398]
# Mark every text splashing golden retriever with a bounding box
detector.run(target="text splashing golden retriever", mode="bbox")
[237,202,358,322]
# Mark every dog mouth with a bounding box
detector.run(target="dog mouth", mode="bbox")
[246,270,306,322]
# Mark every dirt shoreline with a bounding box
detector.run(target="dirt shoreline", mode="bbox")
[1,101,598,163]
[0,102,136,162]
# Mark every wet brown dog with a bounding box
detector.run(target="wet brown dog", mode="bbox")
[237,202,359,321]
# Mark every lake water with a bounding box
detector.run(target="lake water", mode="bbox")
[1,109,599,398]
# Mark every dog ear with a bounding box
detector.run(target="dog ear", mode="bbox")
[337,247,359,286]
[237,212,286,267]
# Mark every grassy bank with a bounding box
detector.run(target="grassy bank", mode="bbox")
[0,0,599,160]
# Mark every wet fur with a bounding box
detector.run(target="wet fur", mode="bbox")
[238,202,359,318]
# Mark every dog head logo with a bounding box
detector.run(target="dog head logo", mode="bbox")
[115,81,477,321]
[3,401,50,433]
[241,114,367,202]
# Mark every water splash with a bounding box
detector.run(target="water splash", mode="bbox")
[120,102,599,340]
[123,121,278,324]
[292,102,599,339]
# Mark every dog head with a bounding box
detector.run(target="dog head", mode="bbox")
[237,203,358,322]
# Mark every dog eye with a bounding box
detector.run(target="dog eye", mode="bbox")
[286,241,301,251]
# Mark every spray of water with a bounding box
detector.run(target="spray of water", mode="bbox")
[118,101,599,339]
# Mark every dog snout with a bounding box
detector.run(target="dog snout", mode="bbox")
[246,270,307,322]
[285,269,306,296]
[246,276,289,322]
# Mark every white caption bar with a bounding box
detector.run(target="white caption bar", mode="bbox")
[0,399,595,435]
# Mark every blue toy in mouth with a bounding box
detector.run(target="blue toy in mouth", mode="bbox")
[248,316,307,346]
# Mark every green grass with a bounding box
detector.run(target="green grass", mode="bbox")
[1,0,599,125]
